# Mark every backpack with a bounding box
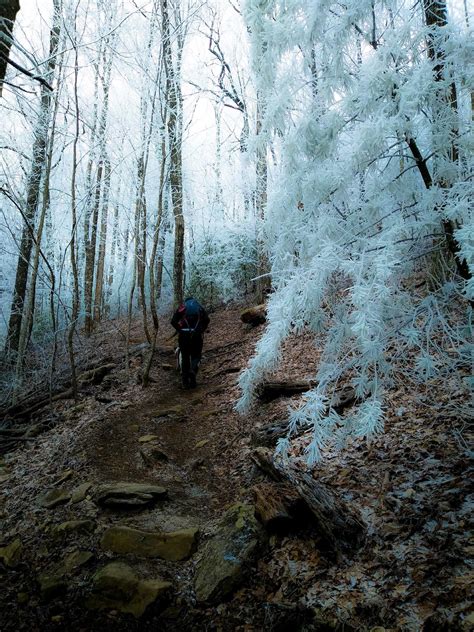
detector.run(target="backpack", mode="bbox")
[177,298,202,333]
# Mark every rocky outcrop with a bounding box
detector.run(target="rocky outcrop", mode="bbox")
[101,525,198,561]
[86,562,171,617]
[194,504,265,603]
[95,482,168,508]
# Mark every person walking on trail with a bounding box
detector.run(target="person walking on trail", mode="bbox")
[171,297,210,388]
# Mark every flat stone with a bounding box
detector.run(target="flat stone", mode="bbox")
[71,482,93,504]
[38,574,67,601]
[194,504,264,603]
[101,525,198,561]
[0,538,22,568]
[52,520,95,537]
[86,562,171,618]
[95,482,168,509]
[161,364,173,371]
[152,405,185,418]
[138,435,159,443]
[39,488,71,509]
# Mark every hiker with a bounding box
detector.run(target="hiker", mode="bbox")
[171,297,210,388]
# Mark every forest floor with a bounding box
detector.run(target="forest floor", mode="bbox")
[0,303,472,631]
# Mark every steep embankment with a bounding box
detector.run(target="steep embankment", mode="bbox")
[0,304,472,631]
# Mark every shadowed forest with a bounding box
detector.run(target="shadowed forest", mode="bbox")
[0,1,472,631]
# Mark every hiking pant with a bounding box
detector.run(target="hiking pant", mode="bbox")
[178,331,203,387]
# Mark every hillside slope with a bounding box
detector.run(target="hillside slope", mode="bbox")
[0,305,472,631]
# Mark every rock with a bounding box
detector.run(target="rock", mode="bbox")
[39,488,71,509]
[0,474,9,484]
[95,482,168,509]
[63,550,94,572]
[38,574,67,601]
[0,538,22,568]
[101,525,198,561]
[55,469,73,484]
[161,363,173,371]
[194,504,265,603]
[86,562,171,618]
[152,404,185,419]
[92,562,138,601]
[138,435,159,443]
[52,520,95,537]
[71,482,93,504]
[195,439,209,449]
[149,447,169,463]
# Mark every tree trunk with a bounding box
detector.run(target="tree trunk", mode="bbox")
[93,157,111,323]
[13,8,63,384]
[161,0,184,305]
[83,161,103,335]
[255,92,269,301]
[4,0,60,357]
[67,16,81,399]
[0,0,20,96]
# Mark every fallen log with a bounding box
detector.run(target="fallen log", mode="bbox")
[252,386,357,447]
[78,363,116,386]
[1,361,117,420]
[251,447,366,553]
[240,304,266,326]
[258,380,316,402]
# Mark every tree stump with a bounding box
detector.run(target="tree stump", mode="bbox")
[252,482,302,531]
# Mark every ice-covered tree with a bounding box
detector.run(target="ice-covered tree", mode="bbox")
[238,0,473,462]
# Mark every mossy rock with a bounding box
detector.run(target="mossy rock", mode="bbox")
[101,525,198,561]
[39,488,71,509]
[194,503,265,603]
[86,562,171,618]
[71,482,93,504]
[0,538,22,568]
[52,520,95,537]
[63,550,94,573]
[38,574,67,601]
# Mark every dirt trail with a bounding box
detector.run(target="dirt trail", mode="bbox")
[85,307,255,530]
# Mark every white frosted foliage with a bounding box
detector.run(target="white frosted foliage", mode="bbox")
[238,0,473,461]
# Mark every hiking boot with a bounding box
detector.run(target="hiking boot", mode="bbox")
[189,372,197,388]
